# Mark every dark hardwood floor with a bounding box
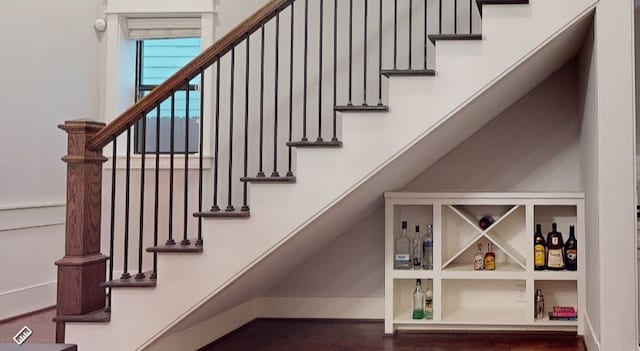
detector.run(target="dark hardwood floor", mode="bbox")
[201,319,587,351]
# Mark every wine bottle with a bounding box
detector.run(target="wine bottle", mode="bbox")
[564,225,577,271]
[394,221,411,269]
[478,215,494,230]
[484,242,496,270]
[412,225,423,269]
[412,279,425,319]
[533,224,547,271]
[473,243,484,270]
[424,279,433,320]
[422,224,434,270]
[546,223,565,270]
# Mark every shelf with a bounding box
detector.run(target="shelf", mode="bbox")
[533,315,578,326]
[532,271,578,280]
[441,236,525,273]
[441,308,528,325]
[392,269,436,280]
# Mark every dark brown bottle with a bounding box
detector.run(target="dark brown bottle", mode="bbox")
[546,223,565,270]
[564,225,577,271]
[533,224,547,271]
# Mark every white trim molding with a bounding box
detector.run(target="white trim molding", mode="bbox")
[584,312,601,351]
[0,281,57,321]
[0,203,65,232]
[257,297,384,320]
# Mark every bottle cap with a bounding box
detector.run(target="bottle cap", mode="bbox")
[402,221,407,229]
[415,225,420,232]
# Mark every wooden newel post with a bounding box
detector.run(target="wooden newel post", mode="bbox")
[55,119,109,343]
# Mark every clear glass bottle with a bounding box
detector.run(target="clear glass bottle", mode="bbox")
[394,221,411,269]
[422,224,434,270]
[424,279,433,320]
[473,243,484,270]
[412,225,423,269]
[412,279,425,319]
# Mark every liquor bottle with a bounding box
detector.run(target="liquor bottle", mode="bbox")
[394,221,411,269]
[473,243,484,270]
[484,242,496,270]
[422,224,434,270]
[478,215,494,230]
[564,225,577,271]
[533,224,547,271]
[412,225,423,269]
[412,279,425,319]
[424,279,433,320]
[546,223,565,270]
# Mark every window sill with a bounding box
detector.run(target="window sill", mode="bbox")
[104,155,213,170]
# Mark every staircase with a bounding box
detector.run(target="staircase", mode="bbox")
[55,0,597,350]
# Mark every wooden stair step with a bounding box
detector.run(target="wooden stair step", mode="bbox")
[476,0,529,15]
[287,140,343,148]
[428,34,482,45]
[99,272,156,288]
[240,176,296,183]
[146,240,204,253]
[381,69,436,77]
[193,209,251,218]
[334,104,389,112]
[53,308,110,323]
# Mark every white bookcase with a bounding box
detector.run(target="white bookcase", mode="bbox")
[384,192,585,334]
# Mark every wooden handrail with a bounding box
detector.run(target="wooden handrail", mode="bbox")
[89,0,294,151]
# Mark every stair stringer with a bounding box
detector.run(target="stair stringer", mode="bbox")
[65,1,597,350]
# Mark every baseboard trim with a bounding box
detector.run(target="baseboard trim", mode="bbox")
[583,312,601,351]
[0,305,55,324]
[0,203,65,232]
[0,281,57,320]
[256,296,384,319]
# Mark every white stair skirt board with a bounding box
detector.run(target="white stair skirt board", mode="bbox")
[65,1,599,350]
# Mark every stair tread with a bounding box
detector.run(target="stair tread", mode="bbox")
[194,209,251,218]
[100,272,156,288]
[146,240,204,253]
[287,140,343,148]
[476,0,529,15]
[241,176,296,183]
[428,33,482,44]
[335,104,389,112]
[381,69,436,77]
[53,309,110,323]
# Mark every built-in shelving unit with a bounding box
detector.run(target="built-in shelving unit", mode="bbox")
[384,193,585,334]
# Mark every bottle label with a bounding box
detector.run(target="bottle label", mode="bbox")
[547,249,564,268]
[473,255,484,270]
[551,237,559,246]
[395,254,410,263]
[484,255,495,270]
[566,249,577,262]
[534,245,546,266]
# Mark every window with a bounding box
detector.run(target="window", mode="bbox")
[135,37,201,154]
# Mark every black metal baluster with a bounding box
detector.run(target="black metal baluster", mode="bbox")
[424,0,428,70]
[439,0,442,34]
[394,0,398,69]
[211,60,221,211]
[363,0,368,106]
[302,0,309,141]
[182,82,191,245]
[287,2,296,175]
[409,0,413,69]
[197,71,204,246]
[135,116,146,279]
[378,0,383,106]
[167,94,176,245]
[258,24,267,175]
[227,47,236,212]
[317,0,324,139]
[122,127,132,279]
[272,13,281,177]
[454,0,458,34]
[242,36,251,212]
[106,138,117,311]
[469,0,473,33]
[348,0,353,105]
[332,0,339,140]
[152,106,160,278]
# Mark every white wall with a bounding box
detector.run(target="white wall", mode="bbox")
[0,0,104,319]
[268,61,583,301]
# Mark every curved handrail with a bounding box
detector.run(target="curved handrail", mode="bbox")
[89,0,294,151]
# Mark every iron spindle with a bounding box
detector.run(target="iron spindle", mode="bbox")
[136,116,147,279]
[152,106,160,279]
[332,0,339,140]
[227,47,236,212]
[302,0,309,141]
[258,25,266,177]
[317,0,324,139]
[197,71,204,246]
[272,13,281,177]
[439,0,442,33]
[378,0,383,105]
[409,0,413,69]
[122,127,132,279]
[167,94,176,245]
[211,60,221,211]
[469,0,473,33]
[182,82,191,245]
[287,2,295,175]
[424,0,428,70]
[363,0,368,106]
[394,0,398,69]
[454,0,458,34]
[242,36,251,212]
[348,0,353,105]
[107,137,117,310]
